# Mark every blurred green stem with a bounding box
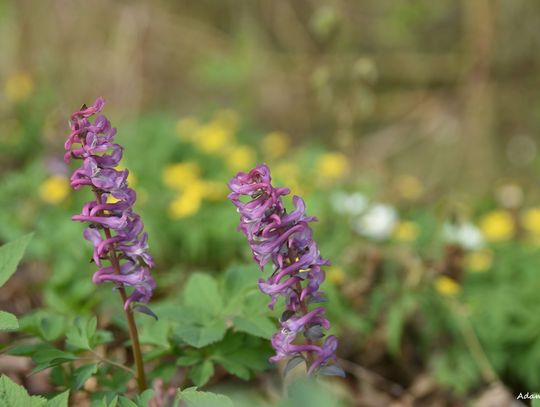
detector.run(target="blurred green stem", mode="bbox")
[450,299,498,384]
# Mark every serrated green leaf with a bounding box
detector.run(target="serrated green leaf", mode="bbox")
[66,316,96,351]
[44,390,70,407]
[0,374,46,407]
[184,273,223,316]
[0,310,19,331]
[175,319,226,348]
[73,363,98,390]
[0,233,33,288]
[233,315,275,339]
[177,387,234,407]
[189,360,215,387]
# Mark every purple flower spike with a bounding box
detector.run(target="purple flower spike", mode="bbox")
[64,97,155,309]
[228,164,341,377]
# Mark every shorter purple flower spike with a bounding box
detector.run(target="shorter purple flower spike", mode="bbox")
[228,164,341,377]
[64,97,155,309]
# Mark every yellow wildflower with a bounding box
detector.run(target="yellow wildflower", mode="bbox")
[466,249,493,272]
[162,162,201,190]
[4,72,34,103]
[213,109,240,132]
[202,180,228,202]
[327,267,346,285]
[316,152,349,179]
[393,221,420,242]
[39,176,69,205]
[176,117,200,142]
[521,207,540,236]
[262,131,290,159]
[168,182,206,219]
[394,175,423,201]
[194,122,231,154]
[226,145,256,172]
[479,210,515,242]
[435,276,461,297]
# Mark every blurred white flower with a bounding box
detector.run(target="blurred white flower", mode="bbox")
[331,192,368,216]
[354,204,398,240]
[443,222,484,250]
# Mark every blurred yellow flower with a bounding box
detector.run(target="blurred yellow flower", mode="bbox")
[4,72,34,103]
[39,176,69,205]
[521,207,540,236]
[394,175,423,201]
[316,152,349,179]
[262,131,290,159]
[435,276,461,297]
[213,109,240,132]
[327,266,346,285]
[202,180,228,202]
[466,249,493,272]
[479,210,515,242]
[226,145,256,172]
[393,221,420,242]
[162,162,201,190]
[194,122,232,154]
[168,182,206,219]
[176,117,200,142]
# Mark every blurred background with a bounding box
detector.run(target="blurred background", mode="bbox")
[1,0,540,405]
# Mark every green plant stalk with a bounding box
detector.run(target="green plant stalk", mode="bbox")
[103,227,147,392]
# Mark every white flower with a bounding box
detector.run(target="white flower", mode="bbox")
[331,192,368,216]
[354,204,398,240]
[443,222,484,250]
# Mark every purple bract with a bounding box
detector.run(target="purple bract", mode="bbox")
[228,164,339,375]
[64,97,155,310]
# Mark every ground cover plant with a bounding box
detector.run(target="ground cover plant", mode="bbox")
[3,1,540,406]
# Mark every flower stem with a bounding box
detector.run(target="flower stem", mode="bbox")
[104,227,147,392]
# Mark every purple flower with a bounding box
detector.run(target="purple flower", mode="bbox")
[65,97,155,309]
[228,164,340,376]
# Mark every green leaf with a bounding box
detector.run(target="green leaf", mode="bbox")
[44,390,70,407]
[175,319,226,348]
[189,360,214,387]
[177,355,202,366]
[177,387,234,407]
[38,314,65,341]
[135,389,155,407]
[32,349,76,373]
[138,319,170,348]
[0,374,46,407]
[66,316,97,351]
[118,397,138,407]
[184,273,223,316]
[73,363,98,390]
[213,356,250,380]
[386,305,404,355]
[0,310,19,331]
[0,233,33,287]
[233,315,275,339]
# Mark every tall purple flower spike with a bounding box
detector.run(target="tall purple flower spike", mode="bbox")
[65,97,155,310]
[228,164,341,376]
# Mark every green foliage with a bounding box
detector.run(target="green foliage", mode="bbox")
[177,387,234,407]
[0,233,33,331]
[0,375,69,407]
